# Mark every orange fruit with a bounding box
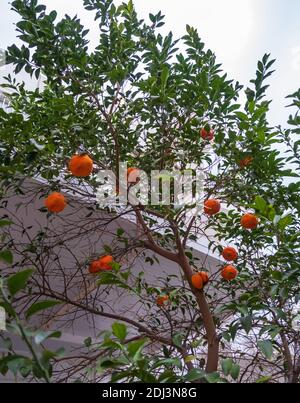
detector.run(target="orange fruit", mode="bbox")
[199,271,209,285]
[88,260,102,274]
[127,167,140,184]
[69,154,93,177]
[44,192,67,213]
[191,273,204,290]
[241,213,258,229]
[200,128,214,141]
[221,265,238,281]
[204,199,221,216]
[156,295,169,306]
[239,156,253,169]
[222,247,238,261]
[98,255,114,271]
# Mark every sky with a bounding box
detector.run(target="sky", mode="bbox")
[0,0,299,126]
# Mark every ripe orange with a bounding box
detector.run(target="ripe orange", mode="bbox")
[88,255,114,274]
[241,213,258,229]
[98,255,114,271]
[88,260,102,274]
[156,295,169,306]
[221,265,238,281]
[191,273,204,290]
[200,128,214,141]
[69,154,93,177]
[222,247,238,261]
[204,199,221,216]
[239,156,253,169]
[44,192,67,213]
[199,271,209,285]
[127,167,140,184]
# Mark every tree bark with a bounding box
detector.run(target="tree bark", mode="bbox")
[178,251,219,373]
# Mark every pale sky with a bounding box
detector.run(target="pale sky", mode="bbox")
[0,0,299,126]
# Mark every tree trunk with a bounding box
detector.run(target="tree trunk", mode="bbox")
[179,252,219,373]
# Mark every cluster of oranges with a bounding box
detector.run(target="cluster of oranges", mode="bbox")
[203,197,259,283]
[44,155,141,212]
[43,150,258,285]
[44,154,94,213]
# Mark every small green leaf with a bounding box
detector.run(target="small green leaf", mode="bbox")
[0,220,12,227]
[235,111,248,121]
[258,340,273,359]
[7,269,34,296]
[256,375,272,383]
[205,372,221,383]
[230,364,240,380]
[84,337,92,347]
[26,300,61,319]
[254,196,267,214]
[241,315,252,334]
[172,333,183,348]
[221,358,233,376]
[184,368,205,382]
[0,250,13,264]
[278,214,293,230]
[112,322,127,341]
[127,338,148,362]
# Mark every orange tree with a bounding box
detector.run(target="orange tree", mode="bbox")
[0,0,299,383]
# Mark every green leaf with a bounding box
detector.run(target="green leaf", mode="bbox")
[240,315,252,334]
[221,358,233,376]
[256,375,272,383]
[112,322,127,341]
[230,364,240,380]
[205,372,221,383]
[26,300,61,319]
[0,250,13,264]
[172,333,183,348]
[235,111,248,121]
[0,220,12,227]
[184,368,205,382]
[278,214,293,230]
[258,340,273,359]
[7,269,34,296]
[152,357,182,370]
[84,337,92,347]
[161,65,170,89]
[127,338,148,362]
[254,196,267,214]
[116,228,125,236]
[49,10,57,22]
